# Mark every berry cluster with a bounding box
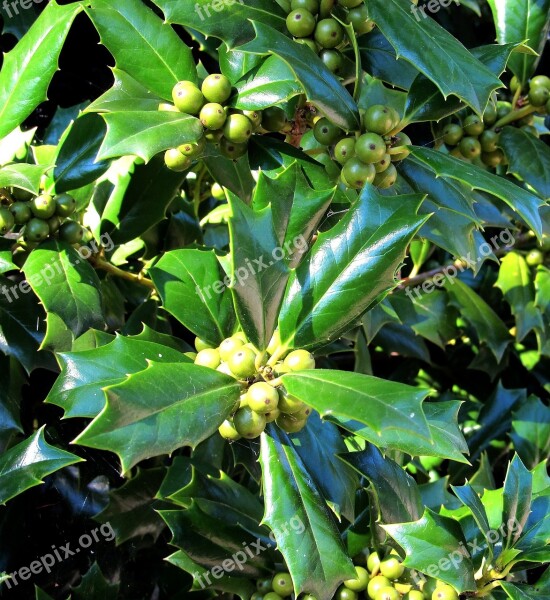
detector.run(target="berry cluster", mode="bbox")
[188,332,315,440]
[510,74,550,117]
[312,106,410,189]
[252,551,460,600]
[161,74,269,170]
[285,0,374,74]
[0,188,83,246]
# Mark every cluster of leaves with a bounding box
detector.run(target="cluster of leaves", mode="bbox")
[0,0,549,599]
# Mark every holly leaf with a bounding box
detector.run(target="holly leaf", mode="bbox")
[511,396,550,468]
[74,362,241,473]
[384,509,476,593]
[0,427,82,504]
[502,455,532,551]
[46,335,189,418]
[150,249,235,347]
[72,562,119,600]
[260,425,356,600]
[0,163,53,196]
[0,1,83,139]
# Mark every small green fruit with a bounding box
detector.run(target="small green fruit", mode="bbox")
[227,347,257,378]
[257,577,273,593]
[367,575,391,599]
[286,8,316,37]
[195,337,212,351]
[367,551,380,573]
[376,587,400,600]
[178,137,206,157]
[364,105,394,135]
[320,49,343,73]
[195,348,221,369]
[218,419,241,440]
[0,207,15,234]
[277,412,307,433]
[278,393,305,414]
[201,73,232,104]
[344,566,369,591]
[463,114,484,136]
[334,586,358,600]
[291,0,319,13]
[219,336,245,361]
[526,249,544,266]
[431,584,458,600]
[220,138,248,159]
[54,193,76,217]
[24,218,50,243]
[233,406,266,438]
[58,220,83,244]
[313,118,342,145]
[314,18,344,48]
[459,136,482,158]
[243,109,262,129]
[261,107,287,132]
[334,137,356,164]
[528,85,550,106]
[47,215,61,234]
[200,103,227,130]
[31,194,56,219]
[164,149,190,172]
[172,81,204,115]
[284,349,315,371]
[442,123,463,145]
[342,158,376,189]
[356,132,387,164]
[380,557,404,580]
[271,572,293,597]
[247,382,279,414]
[263,593,283,600]
[373,164,397,189]
[211,182,225,200]
[10,202,32,225]
[223,113,253,143]
[479,129,500,152]
[483,103,497,125]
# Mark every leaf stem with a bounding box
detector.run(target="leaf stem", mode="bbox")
[89,255,155,290]
[493,104,538,129]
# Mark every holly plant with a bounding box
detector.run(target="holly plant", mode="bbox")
[0,0,549,599]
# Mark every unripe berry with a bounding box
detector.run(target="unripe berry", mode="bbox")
[233,406,266,438]
[463,114,484,136]
[195,348,221,369]
[479,130,500,152]
[220,138,248,159]
[257,578,273,593]
[528,85,550,106]
[376,587,400,600]
[380,557,404,580]
[431,584,458,600]
[314,18,344,48]
[367,575,391,599]
[344,566,369,591]
[24,218,49,243]
[227,347,257,378]
[459,136,481,158]
[342,158,376,188]
[218,419,241,440]
[364,105,394,135]
[334,586,358,600]
[223,113,253,143]
[195,337,213,351]
[164,148,190,172]
[262,107,287,132]
[200,103,227,130]
[201,73,232,104]
[31,194,56,219]
[219,336,245,361]
[320,49,343,73]
[278,393,305,414]
[291,0,319,13]
[264,408,281,423]
[246,382,279,414]
[373,163,397,189]
[54,193,76,217]
[272,572,293,597]
[356,133,387,164]
[58,220,83,244]
[390,132,412,161]
[334,137,356,164]
[211,183,225,200]
[284,349,315,370]
[313,118,342,145]
[0,207,15,234]
[172,81,204,115]
[243,109,262,129]
[286,8,316,37]
[10,202,32,225]
[178,136,206,157]
[367,551,380,573]
[442,123,463,145]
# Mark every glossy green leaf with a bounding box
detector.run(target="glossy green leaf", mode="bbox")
[227,193,289,350]
[499,126,550,200]
[218,46,263,84]
[0,355,24,452]
[234,55,303,109]
[74,362,241,473]
[367,0,502,114]
[500,581,550,600]
[487,0,550,82]
[54,113,111,193]
[101,155,187,244]
[342,445,422,527]
[278,186,426,349]
[87,69,162,113]
[46,335,188,418]
[451,483,492,553]
[511,396,550,468]
[98,111,203,162]
[0,163,53,195]
[444,278,511,362]
[86,0,196,100]
[289,413,358,521]
[0,1,82,139]
[239,22,360,130]
[384,509,476,592]
[150,249,235,346]
[203,150,255,204]
[22,240,104,346]
[260,425,356,600]
[0,427,82,504]
[152,0,287,47]
[503,455,532,551]
[411,146,544,239]
[282,369,432,443]
[72,562,119,600]
[495,251,544,342]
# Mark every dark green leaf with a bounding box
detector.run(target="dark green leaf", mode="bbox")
[511,396,550,468]
[503,455,532,551]
[72,562,119,600]
[87,69,162,113]
[218,46,263,84]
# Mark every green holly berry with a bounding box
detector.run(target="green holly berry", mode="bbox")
[11,187,33,202]
[219,336,245,361]
[301,595,319,600]
[227,347,257,378]
[262,107,287,132]
[218,419,241,440]
[390,132,412,161]
[442,123,463,145]
[201,73,232,104]
[250,594,263,600]
[200,103,227,130]
[291,0,319,13]
[195,348,221,369]
[404,592,426,600]
[257,578,273,593]
[31,194,56,219]
[347,4,368,30]
[277,413,308,433]
[320,49,343,73]
[367,575,391,599]
[278,393,305,414]
[58,220,83,244]
[172,81,204,115]
[373,163,397,189]
[528,85,550,107]
[364,105,394,135]
[339,0,362,6]
[247,382,279,414]
[178,136,206,157]
[286,8,316,37]
[530,75,550,91]
[431,584,458,600]
[294,404,312,419]
[271,572,293,597]
[204,129,224,143]
[479,129,499,152]
[481,149,504,167]
[315,18,344,48]
[463,114,484,136]
[243,109,263,129]
[164,149,190,172]
[367,551,380,573]
[380,557,404,580]
[264,408,280,423]
[319,0,335,16]
[233,406,266,438]
[356,132,386,163]
[47,215,61,234]
[284,349,315,371]
[334,586,358,600]
[342,158,376,188]
[54,193,76,217]
[158,102,179,112]
[375,154,391,172]
[313,118,342,145]
[211,183,225,200]
[344,566,369,591]
[496,101,512,119]
[263,593,283,600]
[296,37,319,53]
[9,202,31,225]
[526,249,544,266]
[0,207,15,234]
[459,136,482,158]
[195,337,213,351]
[509,75,522,93]
[334,137,356,164]
[376,587,400,600]
[220,138,248,159]
[24,218,50,243]
[223,114,253,143]
[483,103,497,125]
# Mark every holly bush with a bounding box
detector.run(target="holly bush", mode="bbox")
[0,0,549,599]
